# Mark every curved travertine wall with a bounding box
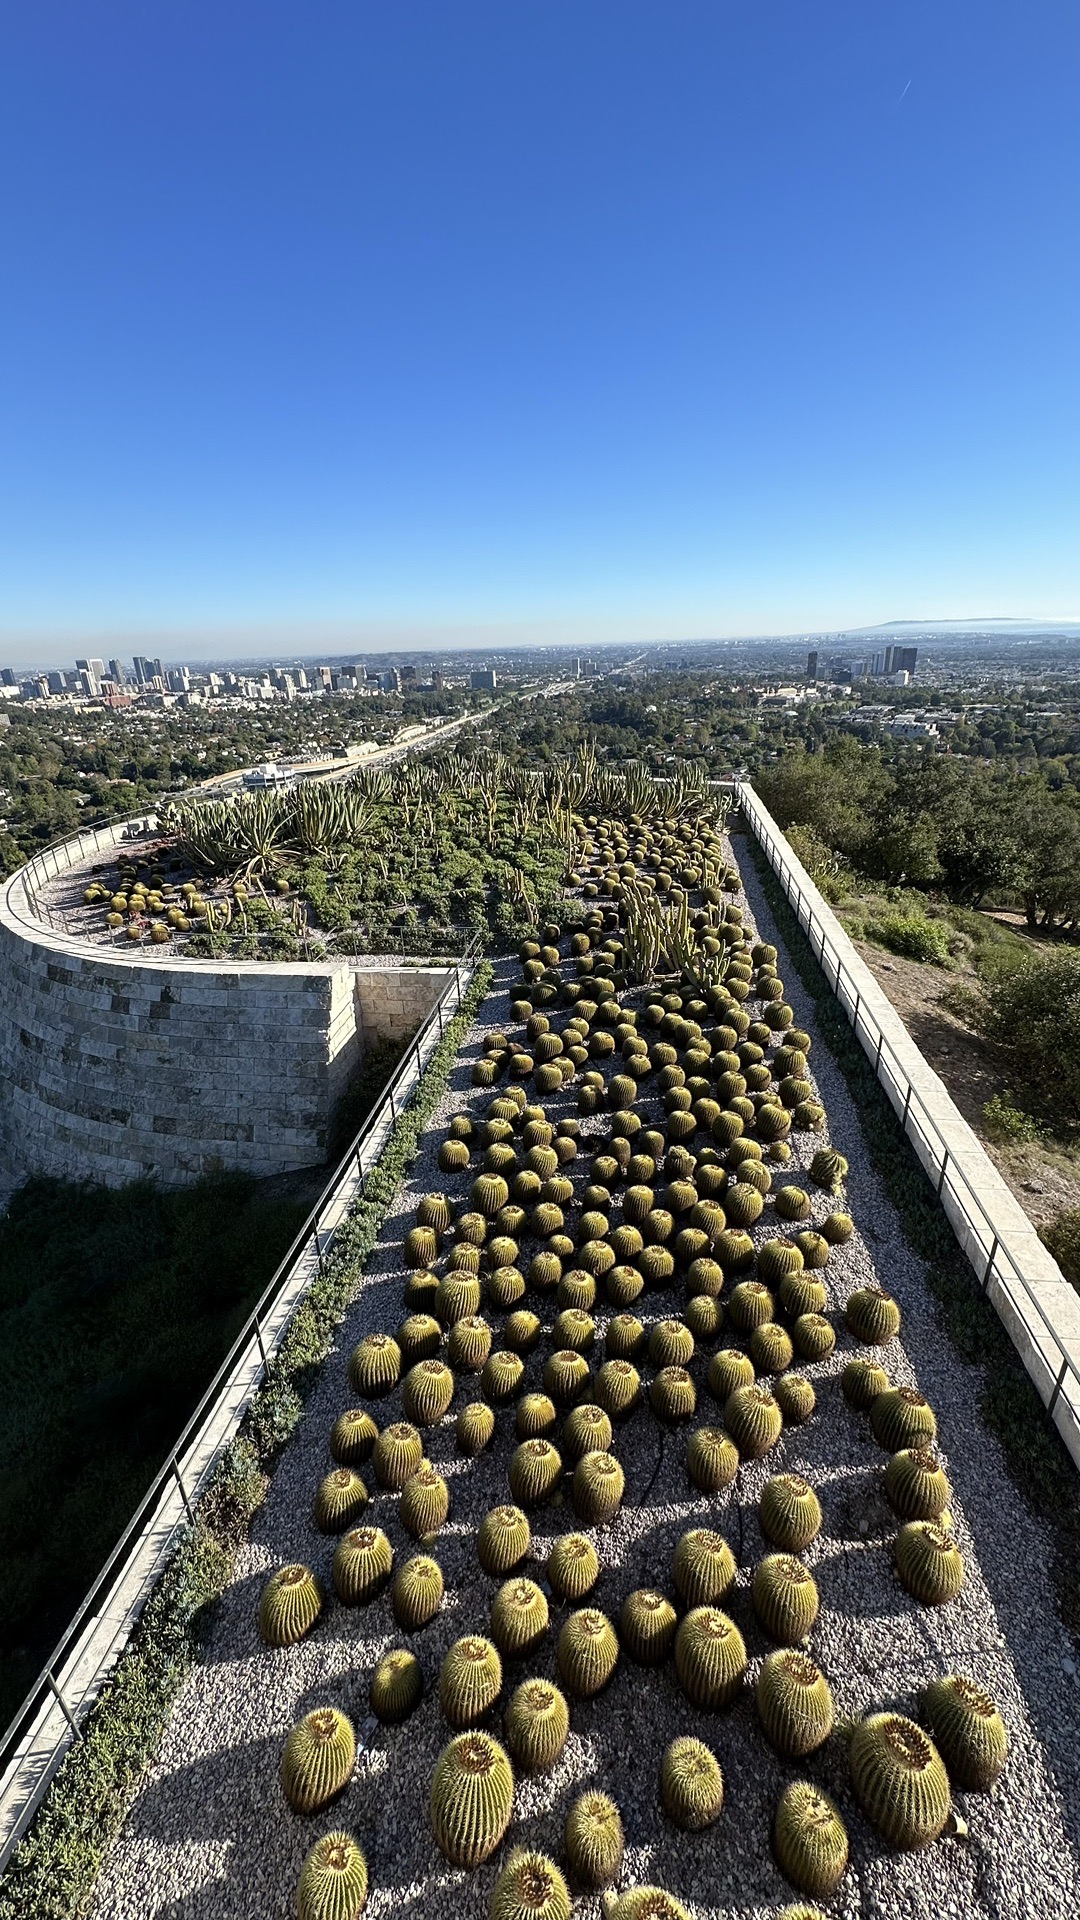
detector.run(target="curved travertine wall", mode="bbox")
[0,824,448,1187]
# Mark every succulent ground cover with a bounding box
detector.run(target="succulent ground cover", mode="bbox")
[83,788,1080,1920]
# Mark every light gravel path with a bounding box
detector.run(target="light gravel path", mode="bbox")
[87,849,1080,1920]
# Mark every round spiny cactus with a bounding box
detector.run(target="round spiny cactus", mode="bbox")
[509,1438,563,1507]
[792,1313,836,1362]
[490,1575,550,1659]
[296,1831,368,1920]
[871,1386,937,1452]
[505,1308,543,1353]
[774,1373,816,1425]
[849,1712,951,1848]
[397,1312,442,1367]
[673,1526,736,1609]
[370,1647,423,1724]
[842,1358,889,1412]
[490,1850,570,1920]
[552,1307,596,1354]
[392,1552,443,1629]
[683,1293,723,1344]
[456,1401,496,1456]
[660,1735,724,1830]
[517,1392,558,1440]
[846,1284,902,1346]
[606,1889,690,1920]
[439,1274,482,1326]
[439,1137,471,1174]
[313,1467,369,1534]
[332,1526,393,1606]
[809,1148,848,1192]
[563,1401,613,1460]
[590,1360,640,1424]
[448,1237,483,1271]
[440,1634,503,1727]
[793,1101,825,1131]
[884,1448,951,1521]
[686,1253,725,1298]
[348,1332,401,1399]
[488,1265,527,1310]
[404,1224,440,1271]
[674,1606,747,1709]
[430,1730,514,1869]
[750,1321,795,1375]
[895,1520,965,1604]
[773,1781,848,1899]
[756,1649,834,1757]
[372,1422,423,1490]
[724,1182,764,1228]
[547,1531,599,1603]
[505,1676,569,1772]
[753,1554,819,1643]
[920,1674,1008,1790]
[402,1359,455,1428]
[558,1268,597,1310]
[685,1424,739,1494]
[472,1172,510,1218]
[639,1242,677,1285]
[281,1706,356,1814]
[573,1450,625,1524]
[775,1185,812,1223]
[760,1474,822,1552]
[417,1191,454,1233]
[543,1348,591,1407]
[724,1382,783,1458]
[620,1588,677,1665]
[821,1210,854,1244]
[564,1790,624,1891]
[482,1349,526,1406]
[794,1230,830,1269]
[446,1315,493,1373]
[259,1564,322,1647]
[556,1607,619,1697]
[329,1408,378,1466]
[650,1365,697,1423]
[606,1312,646,1360]
[727,1280,775,1333]
[776,1266,826,1317]
[400,1462,450,1537]
[706,1348,754,1404]
[757,1238,804,1287]
[478,1504,531,1576]
[648,1319,695,1369]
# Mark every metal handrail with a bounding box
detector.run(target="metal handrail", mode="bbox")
[735,781,1080,1428]
[0,932,482,1850]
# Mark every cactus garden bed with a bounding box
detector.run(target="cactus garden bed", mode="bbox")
[77,786,1080,1920]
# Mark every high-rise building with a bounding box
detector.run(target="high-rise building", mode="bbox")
[108,658,126,684]
[806,650,819,681]
[470,667,497,691]
[75,657,105,695]
[894,645,918,675]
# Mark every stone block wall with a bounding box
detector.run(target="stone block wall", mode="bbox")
[0,852,456,1189]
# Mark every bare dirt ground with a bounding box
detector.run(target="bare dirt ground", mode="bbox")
[850,940,1080,1235]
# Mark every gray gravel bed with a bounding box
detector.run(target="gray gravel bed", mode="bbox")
[87,855,1080,1920]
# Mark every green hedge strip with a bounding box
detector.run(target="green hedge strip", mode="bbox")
[0,960,493,1920]
[740,828,1080,1643]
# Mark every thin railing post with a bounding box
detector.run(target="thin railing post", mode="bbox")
[46,1670,80,1739]
[936,1148,950,1197]
[900,1083,912,1132]
[1048,1356,1069,1418]
[253,1313,268,1372]
[172,1458,195,1525]
[874,1028,884,1073]
[981,1233,999,1292]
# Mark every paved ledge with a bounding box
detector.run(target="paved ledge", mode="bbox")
[738,780,1080,1471]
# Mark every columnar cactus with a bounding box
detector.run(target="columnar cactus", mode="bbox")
[920,1674,1008,1789]
[660,1736,724,1830]
[619,1588,678,1665]
[546,1532,600,1603]
[674,1607,747,1709]
[296,1831,369,1920]
[429,1731,514,1869]
[281,1707,356,1814]
[258,1565,323,1647]
[564,1790,625,1890]
[556,1608,620,1697]
[505,1678,570,1771]
[370,1648,423,1724]
[773,1781,849,1898]
[756,1649,834,1757]
[849,1712,952,1848]
[439,1635,503,1727]
[759,1474,822,1552]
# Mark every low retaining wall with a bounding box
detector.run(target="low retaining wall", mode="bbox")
[0,824,451,1188]
[737,780,1080,1470]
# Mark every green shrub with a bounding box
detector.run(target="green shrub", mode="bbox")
[1040,1207,1080,1296]
[970,949,1080,1123]
[863,909,951,966]
[981,1093,1042,1144]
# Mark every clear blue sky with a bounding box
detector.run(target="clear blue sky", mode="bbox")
[1,1,1078,662]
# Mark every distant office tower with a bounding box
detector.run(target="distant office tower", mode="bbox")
[132,656,149,685]
[0,668,15,687]
[806,650,818,680]
[108,658,125,684]
[895,645,918,675]
[46,671,65,695]
[470,668,497,691]
[572,656,583,678]
[75,657,105,694]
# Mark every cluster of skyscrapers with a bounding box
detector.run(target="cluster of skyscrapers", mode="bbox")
[806,643,918,685]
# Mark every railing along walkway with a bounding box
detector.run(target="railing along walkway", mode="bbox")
[0,940,481,1870]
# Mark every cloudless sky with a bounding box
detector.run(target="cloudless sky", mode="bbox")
[1,1,1079,661]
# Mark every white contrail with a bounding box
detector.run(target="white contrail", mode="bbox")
[898,78,912,104]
